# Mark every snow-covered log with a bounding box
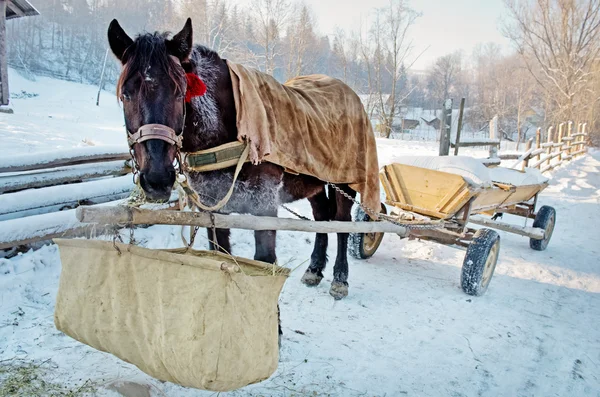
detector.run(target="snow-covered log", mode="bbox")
[0,175,134,221]
[0,160,131,193]
[0,145,129,173]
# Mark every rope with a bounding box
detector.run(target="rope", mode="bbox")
[178,144,249,212]
[327,182,446,231]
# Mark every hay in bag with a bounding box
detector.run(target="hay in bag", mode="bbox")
[53,238,289,391]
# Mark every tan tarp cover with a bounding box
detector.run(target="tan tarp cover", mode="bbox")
[54,238,289,391]
[227,61,381,215]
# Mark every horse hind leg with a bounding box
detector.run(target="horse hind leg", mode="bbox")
[301,188,330,287]
[329,184,355,300]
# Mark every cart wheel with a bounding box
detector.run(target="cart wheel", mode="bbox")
[348,205,387,260]
[461,229,500,296]
[529,205,556,251]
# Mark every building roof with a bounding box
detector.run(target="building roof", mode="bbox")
[5,0,40,20]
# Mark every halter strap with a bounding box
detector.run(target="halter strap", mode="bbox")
[127,124,183,148]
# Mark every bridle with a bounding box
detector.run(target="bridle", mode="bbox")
[125,56,206,184]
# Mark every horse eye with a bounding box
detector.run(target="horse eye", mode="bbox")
[122,93,131,102]
[176,92,185,100]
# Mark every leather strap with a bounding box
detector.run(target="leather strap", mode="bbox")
[184,141,249,172]
[128,124,183,148]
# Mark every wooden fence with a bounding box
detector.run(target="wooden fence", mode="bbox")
[507,122,590,172]
[0,147,133,252]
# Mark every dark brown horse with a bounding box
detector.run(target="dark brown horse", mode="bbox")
[108,18,357,300]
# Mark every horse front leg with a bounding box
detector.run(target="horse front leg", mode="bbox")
[206,228,231,254]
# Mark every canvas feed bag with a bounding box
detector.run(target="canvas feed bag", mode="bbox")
[53,238,289,391]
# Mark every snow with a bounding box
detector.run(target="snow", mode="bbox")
[0,68,126,154]
[389,155,549,187]
[1,71,600,396]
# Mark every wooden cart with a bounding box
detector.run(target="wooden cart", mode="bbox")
[349,157,556,296]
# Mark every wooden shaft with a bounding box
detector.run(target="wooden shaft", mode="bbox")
[469,215,545,240]
[76,206,411,235]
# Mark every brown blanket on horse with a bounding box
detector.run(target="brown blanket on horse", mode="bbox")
[227,61,381,214]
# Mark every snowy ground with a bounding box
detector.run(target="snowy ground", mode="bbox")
[1,70,599,396]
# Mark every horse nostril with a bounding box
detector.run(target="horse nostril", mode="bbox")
[139,172,174,193]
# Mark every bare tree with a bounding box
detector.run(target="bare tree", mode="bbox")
[503,0,600,121]
[370,0,419,137]
[250,0,290,74]
[427,51,462,108]
[285,4,316,79]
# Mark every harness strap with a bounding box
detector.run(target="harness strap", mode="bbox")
[128,124,183,148]
[184,141,249,172]
[179,144,250,212]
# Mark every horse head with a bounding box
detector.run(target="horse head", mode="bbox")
[108,18,204,202]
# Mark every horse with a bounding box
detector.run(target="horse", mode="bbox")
[107,18,360,300]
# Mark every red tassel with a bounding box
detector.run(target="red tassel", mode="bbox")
[185,73,207,102]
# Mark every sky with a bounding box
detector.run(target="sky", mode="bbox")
[279,0,513,70]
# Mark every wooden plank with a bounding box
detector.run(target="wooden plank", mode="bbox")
[385,164,471,218]
[530,156,548,169]
[561,136,574,141]
[0,148,130,173]
[571,149,587,157]
[0,160,131,193]
[498,154,521,160]
[541,142,555,148]
[76,206,411,235]
[571,133,588,138]
[0,175,134,221]
[531,148,546,156]
[452,141,500,148]
[481,158,502,167]
[0,0,9,106]
[469,215,544,240]
[386,201,449,219]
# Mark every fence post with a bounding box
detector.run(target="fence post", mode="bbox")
[439,99,452,156]
[567,121,573,155]
[522,138,533,171]
[557,123,564,162]
[454,98,465,156]
[536,128,541,164]
[582,123,588,155]
[546,126,553,167]
[489,115,499,158]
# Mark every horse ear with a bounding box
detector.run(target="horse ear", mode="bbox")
[108,19,133,63]
[167,18,193,61]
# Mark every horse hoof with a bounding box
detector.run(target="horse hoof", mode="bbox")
[329,281,348,300]
[301,269,323,286]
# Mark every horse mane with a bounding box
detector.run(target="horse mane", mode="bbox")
[116,32,185,100]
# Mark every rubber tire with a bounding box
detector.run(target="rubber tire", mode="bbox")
[348,205,386,260]
[529,205,556,251]
[461,229,500,296]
